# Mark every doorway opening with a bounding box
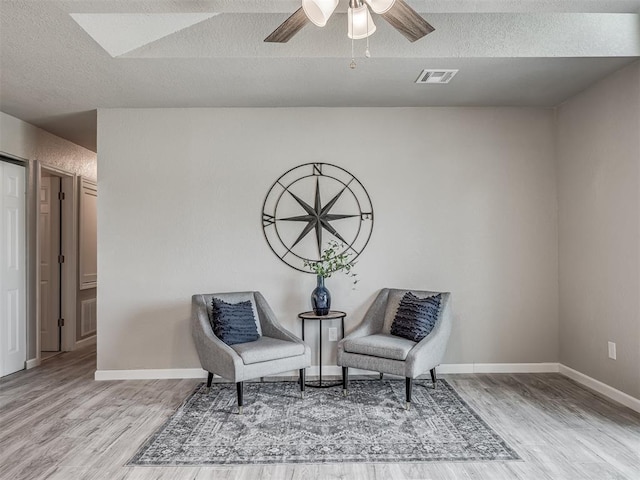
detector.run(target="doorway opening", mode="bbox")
[39,172,62,359]
[37,164,77,362]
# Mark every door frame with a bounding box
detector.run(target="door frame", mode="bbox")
[35,162,77,359]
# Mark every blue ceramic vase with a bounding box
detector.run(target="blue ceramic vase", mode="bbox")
[311,275,331,316]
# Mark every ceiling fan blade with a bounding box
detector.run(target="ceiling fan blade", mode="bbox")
[264,8,309,43]
[381,0,435,42]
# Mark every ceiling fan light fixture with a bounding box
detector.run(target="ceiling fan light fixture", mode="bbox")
[364,0,396,15]
[302,0,339,27]
[348,5,376,39]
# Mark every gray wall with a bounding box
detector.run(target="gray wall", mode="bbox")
[556,61,640,399]
[97,107,559,370]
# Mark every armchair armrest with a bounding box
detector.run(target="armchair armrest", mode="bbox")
[405,293,452,377]
[191,294,243,380]
[341,320,376,342]
[338,289,390,352]
[254,292,307,346]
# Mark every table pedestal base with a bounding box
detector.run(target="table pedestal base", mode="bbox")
[299,310,347,390]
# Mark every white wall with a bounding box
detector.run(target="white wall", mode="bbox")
[0,112,97,358]
[556,61,640,399]
[97,107,559,371]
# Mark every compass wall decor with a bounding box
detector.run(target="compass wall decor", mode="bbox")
[262,163,374,273]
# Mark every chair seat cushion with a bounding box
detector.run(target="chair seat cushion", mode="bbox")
[390,292,442,342]
[231,336,305,365]
[343,334,416,361]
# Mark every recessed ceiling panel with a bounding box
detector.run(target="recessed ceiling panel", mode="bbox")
[70,13,220,57]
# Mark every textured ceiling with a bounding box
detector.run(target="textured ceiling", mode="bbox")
[1,0,639,152]
[70,13,220,57]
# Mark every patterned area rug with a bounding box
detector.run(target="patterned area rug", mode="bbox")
[129,379,520,465]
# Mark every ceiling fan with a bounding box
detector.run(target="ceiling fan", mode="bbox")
[264,0,435,43]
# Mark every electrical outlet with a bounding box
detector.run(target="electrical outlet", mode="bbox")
[328,327,338,342]
[608,341,617,360]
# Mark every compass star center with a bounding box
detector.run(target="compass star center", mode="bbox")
[280,178,358,257]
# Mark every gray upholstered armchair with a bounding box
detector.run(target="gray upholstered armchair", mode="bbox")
[337,288,452,409]
[191,292,311,414]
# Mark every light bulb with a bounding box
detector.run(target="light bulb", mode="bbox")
[302,0,339,27]
[347,5,377,40]
[365,0,396,15]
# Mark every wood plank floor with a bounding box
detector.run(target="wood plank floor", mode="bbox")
[1,346,638,480]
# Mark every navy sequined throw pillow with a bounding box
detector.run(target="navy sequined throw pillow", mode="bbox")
[390,292,442,343]
[210,298,260,346]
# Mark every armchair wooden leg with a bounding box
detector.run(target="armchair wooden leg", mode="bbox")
[206,372,213,393]
[236,382,244,415]
[405,377,412,410]
[299,368,306,399]
[342,367,349,396]
[430,367,437,388]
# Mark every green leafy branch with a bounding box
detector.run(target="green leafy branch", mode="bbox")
[303,240,358,286]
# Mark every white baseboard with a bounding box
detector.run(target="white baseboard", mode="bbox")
[472,362,559,373]
[95,368,208,381]
[559,364,640,413]
[92,362,640,412]
[437,363,474,374]
[93,362,639,414]
[303,363,560,376]
[307,365,345,377]
[75,335,96,350]
[94,367,341,381]
[94,363,559,381]
[25,358,40,370]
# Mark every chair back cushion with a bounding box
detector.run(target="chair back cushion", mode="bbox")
[381,289,441,334]
[390,292,442,342]
[210,297,260,345]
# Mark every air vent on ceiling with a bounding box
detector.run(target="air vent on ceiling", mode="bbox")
[415,69,459,84]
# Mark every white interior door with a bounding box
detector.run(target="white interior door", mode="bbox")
[0,160,27,377]
[39,175,61,352]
